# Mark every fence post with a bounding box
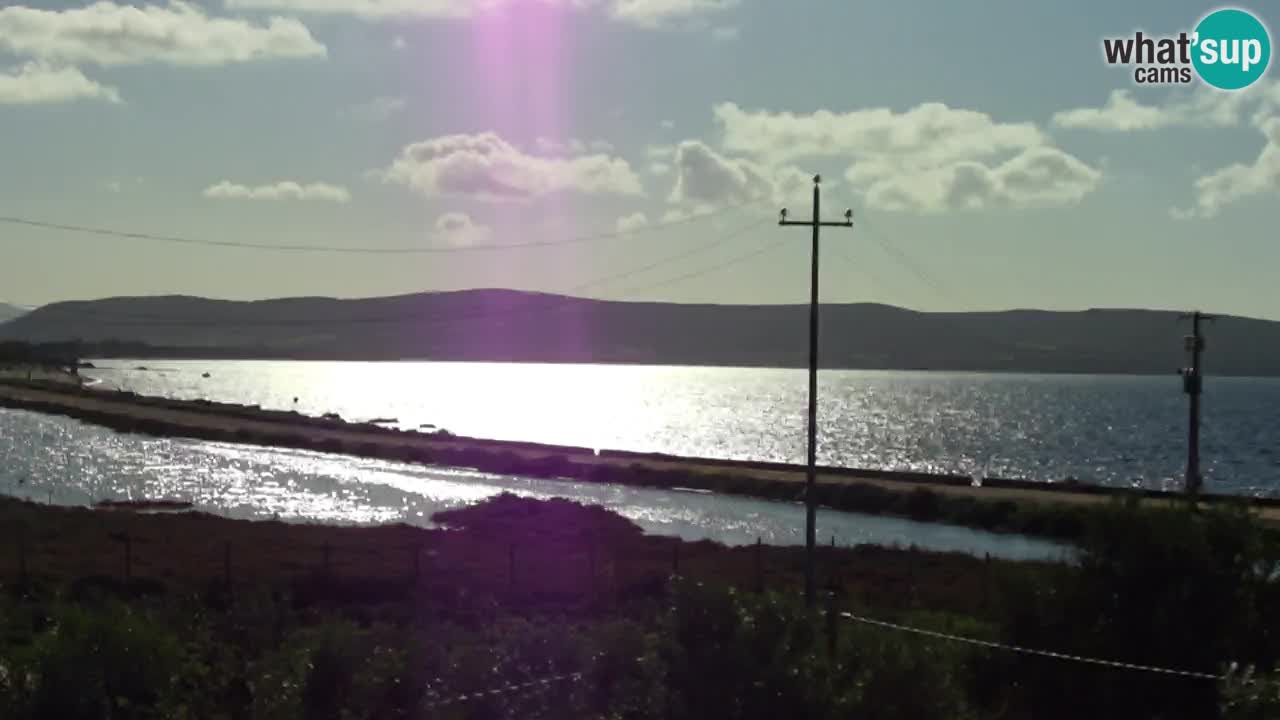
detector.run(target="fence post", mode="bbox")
[825,589,839,659]
[754,537,763,592]
[508,543,517,592]
[16,527,27,586]
[224,541,233,596]
[982,552,991,609]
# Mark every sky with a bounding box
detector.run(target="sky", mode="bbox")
[1,0,1279,320]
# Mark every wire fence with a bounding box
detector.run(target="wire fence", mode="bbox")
[419,669,586,712]
[838,610,1224,681]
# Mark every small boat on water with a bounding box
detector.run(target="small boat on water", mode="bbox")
[201,372,211,378]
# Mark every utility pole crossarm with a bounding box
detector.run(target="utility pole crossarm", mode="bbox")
[777,174,855,609]
[780,220,854,228]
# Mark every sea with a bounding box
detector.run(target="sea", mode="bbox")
[3,359,1276,560]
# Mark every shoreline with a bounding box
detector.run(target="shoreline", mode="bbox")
[83,354,1280,379]
[2,378,1275,540]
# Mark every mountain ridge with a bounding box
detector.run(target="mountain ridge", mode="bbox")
[2,289,1276,376]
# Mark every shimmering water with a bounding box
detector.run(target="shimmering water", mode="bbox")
[85,360,1280,495]
[0,408,1067,561]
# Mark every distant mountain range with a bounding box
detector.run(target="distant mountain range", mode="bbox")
[1,289,1277,376]
[0,303,27,324]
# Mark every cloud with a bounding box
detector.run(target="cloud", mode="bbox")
[0,61,120,104]
[668,139,811,207]
[711,25,738,41]
[712,100,1102,212]
[649,161,672,176]
[615,211,649,233]
[715,101,1046,168]
[1051,86,1266,131]
[224,0,735,27]
[1051,90,1180,132]
[611,0,737,27]
[534,137,615,156]
[391,34,407,50]
[381,132,643,201]
[102,176,144,193]
[1174,116,1280,219]
[856,147,1101,213]
[0,2,325,67]
[203,181,352,202]
[434,211,491,245]
[660,119,675,130]
[344,94,406,121]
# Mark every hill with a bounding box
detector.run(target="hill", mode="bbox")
[1,289,1276,375]
[0,303,27,324]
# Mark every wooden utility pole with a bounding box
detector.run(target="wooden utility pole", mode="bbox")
[779,175,853,607]
[1179,311,1214,497]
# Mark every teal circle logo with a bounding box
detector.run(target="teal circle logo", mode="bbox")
[1192,8,1271,90]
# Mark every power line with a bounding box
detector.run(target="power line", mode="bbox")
[403,217,772,331]
[856,216,959,306]
[840,611,1223,681]
[615,234,790,297]
[7,218,769,329]
[0,201,752,256]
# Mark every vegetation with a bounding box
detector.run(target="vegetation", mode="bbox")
[1,493,1279,718]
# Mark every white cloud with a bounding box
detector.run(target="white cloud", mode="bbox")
[715,101,1046,168]
[0,61,120,104]
[1051,86,1267,132]
[224,0,735,27]
[534,137,615,156]
[711,25,738,41]
[647,144,674,159]
[102,176,143,193]
[0,2,326,67]
[434,211,491,245]
[225,0,486,19]
[381,132,643,201]
[712,100,1101,212]
[391,34,407,50]
[203,181,352,202]
[611,0,737,27]
[1051,90,1179,132]
[1174,116,1280,219]
[660,207,692,223]
[649,161,672,176]
[668,139,810,207]
[344,94,406,121]
[856,147,1100,213]
[615,211,648,233]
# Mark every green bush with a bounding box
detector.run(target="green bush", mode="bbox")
[993,503,1280,720]
[1,601,187,720]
